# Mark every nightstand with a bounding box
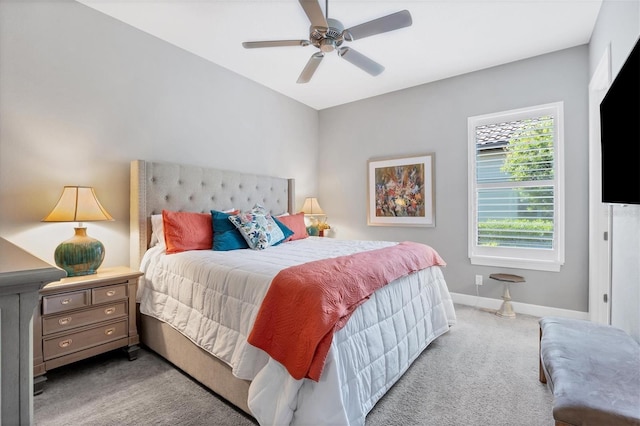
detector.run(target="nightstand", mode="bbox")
[33,266,142,394]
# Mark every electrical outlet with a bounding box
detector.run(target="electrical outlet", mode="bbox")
[475,274,483,286]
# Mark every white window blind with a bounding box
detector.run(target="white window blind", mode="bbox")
[468,103,564,271]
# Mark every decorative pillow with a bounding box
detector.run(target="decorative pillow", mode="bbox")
[162,210,212,254]
[211,209,248,251]
[150,214,165,248]
[228,204,285,250]
[272,216,294,244]
[276,212,309,241]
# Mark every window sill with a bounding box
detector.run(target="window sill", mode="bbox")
[470,255,562,272]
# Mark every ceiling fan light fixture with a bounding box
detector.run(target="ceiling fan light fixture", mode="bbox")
[320,38,336,52]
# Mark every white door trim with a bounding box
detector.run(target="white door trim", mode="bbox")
[588,45,612,324]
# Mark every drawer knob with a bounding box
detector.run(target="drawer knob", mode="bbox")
[105,327,115,336]
[59,339,72,348]
[58,317,72,325]
[106,290,116,297]
[104,307,116,315]
[61,298,72,305]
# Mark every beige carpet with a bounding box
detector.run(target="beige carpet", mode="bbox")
[34,304,554,425]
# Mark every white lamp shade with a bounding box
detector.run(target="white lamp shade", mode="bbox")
[300,197,325,216]
[42,186,114,222]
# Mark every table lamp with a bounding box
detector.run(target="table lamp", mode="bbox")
[42,186,114,277]
[300,197,329,236]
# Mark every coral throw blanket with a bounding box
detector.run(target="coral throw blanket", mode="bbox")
[247,241,446,381]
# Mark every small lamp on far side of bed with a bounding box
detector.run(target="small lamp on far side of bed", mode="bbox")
[42,186,114,277]
[300,197,330,236]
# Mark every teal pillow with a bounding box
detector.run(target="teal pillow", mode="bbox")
[211,210,249,251]
[272,216,294,245]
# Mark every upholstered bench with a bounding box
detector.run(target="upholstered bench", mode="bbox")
[538,317,640,426]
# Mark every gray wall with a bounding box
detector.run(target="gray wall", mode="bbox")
[0,0,319,268]
[588,0,640,340]
[318,46,590,312]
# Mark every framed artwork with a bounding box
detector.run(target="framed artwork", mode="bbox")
[367,153,435,227]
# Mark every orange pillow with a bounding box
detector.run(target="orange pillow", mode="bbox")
[162,210,212,254]
[276,212,309,241]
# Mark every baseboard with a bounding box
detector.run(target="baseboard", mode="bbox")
[451,292,589,320]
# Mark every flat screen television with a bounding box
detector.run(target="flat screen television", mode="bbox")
[600,37,640,204]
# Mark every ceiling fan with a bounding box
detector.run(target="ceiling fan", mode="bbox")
[242,0,412,84]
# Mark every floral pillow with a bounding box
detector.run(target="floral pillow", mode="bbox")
[228,204,285,250]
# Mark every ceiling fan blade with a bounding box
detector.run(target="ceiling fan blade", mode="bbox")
[298,0,328,28]
[338,47,384,76]
[242,40,310,49]
[297,52,324,84]
[344,10,412,41]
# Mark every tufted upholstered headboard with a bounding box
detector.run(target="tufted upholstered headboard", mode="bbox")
[129,160,295,269]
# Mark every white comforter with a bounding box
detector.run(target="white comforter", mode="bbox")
[138,237,456,425]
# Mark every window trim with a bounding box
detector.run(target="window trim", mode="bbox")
[468,102,565,272]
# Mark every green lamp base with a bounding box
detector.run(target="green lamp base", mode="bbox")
[54,227,105,277]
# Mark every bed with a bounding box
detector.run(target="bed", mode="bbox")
[130,160,456,425]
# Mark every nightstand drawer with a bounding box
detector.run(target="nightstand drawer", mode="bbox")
[92,284,127,304]
[42,301,128,335]
[42,290,90,315]
[43,319,128,360]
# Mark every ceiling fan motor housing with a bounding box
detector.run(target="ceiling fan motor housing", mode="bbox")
[310,18,344,52]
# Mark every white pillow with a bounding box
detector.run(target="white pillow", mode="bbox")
[150,214,165,248]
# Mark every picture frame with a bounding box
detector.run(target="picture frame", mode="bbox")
[367,153,435,227]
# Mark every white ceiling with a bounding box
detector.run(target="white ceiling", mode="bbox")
[77,0,603,110]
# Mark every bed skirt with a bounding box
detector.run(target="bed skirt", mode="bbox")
[138,308,252,415]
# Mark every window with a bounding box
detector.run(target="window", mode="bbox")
[468,102,564,272]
